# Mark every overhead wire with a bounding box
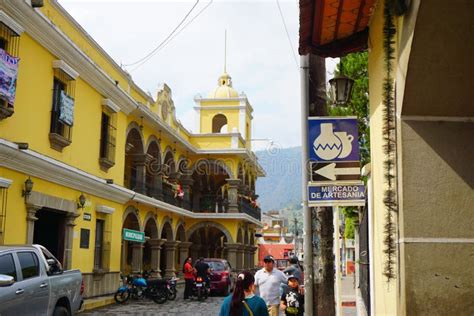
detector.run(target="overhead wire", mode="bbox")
[130,0,214,72]
[123,0,201,70]
[275,0,299,68]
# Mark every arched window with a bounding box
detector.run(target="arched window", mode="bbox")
[212,114,228,133]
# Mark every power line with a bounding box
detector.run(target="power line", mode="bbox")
[130,0,213,72]
[275,0,299,68]
[123,0,201,68]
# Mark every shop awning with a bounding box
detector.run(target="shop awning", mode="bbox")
[299,0,378,57]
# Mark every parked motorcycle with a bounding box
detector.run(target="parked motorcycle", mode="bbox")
[114,273,167,304]
[166,277,179,300]
[192,276,209,301]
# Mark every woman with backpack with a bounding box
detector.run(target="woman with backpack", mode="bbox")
[219,270,268,316]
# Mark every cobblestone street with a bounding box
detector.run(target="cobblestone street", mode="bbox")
[79,295,225,316]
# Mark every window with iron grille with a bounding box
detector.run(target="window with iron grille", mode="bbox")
[99,111,116,169]
[0,22,20,117]
[94,219,104,270]
[49,68,76,151]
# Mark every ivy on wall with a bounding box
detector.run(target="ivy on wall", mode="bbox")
[382,0,398,281]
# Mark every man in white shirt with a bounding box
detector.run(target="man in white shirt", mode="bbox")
[255,255,288,316]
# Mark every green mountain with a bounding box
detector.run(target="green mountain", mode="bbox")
[256,146,302,212]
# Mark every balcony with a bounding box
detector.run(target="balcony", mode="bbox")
[193,194,227,213]
[239,199,261,221]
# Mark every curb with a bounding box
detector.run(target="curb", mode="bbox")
[80,295,115,312]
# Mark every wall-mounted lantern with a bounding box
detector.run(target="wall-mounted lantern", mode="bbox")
[22,177,34,198]
[77,193,86,210]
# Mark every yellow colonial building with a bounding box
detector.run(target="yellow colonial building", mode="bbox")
[0,0,264,299]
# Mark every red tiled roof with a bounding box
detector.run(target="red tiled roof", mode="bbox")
[299,0,377,57]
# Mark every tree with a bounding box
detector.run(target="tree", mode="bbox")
[309,54,335,316]
[328,51,370,166]
[328,52,369,245]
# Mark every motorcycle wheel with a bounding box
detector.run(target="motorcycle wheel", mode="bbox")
[168,288,177,301]
[152,288,168,304]
[197,287,203,301]
[114,290,130,304]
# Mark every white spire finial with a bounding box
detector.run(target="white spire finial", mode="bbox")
[224,29,227,73]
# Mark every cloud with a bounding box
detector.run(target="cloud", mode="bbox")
[59,0,336,149]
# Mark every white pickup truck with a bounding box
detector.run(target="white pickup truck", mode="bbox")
[0,244,83,316]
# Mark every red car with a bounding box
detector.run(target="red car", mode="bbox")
[202,258,235,295]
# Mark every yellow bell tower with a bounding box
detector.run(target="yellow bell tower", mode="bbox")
[193,71,254,149]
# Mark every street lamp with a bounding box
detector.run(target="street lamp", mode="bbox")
[22,177,34,198]
[329,61,354,106]
[77,193,86,210]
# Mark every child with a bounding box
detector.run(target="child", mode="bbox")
[280,275,304,316]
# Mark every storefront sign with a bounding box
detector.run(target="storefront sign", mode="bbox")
[0,48,20,106]
[123,228,145,243]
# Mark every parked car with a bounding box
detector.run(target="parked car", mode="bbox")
[0,244,83,316]
[202,258,235,295]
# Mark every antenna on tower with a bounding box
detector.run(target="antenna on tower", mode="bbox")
[224,29,227,73]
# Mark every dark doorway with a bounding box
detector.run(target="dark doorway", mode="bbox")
[33,208,66,265]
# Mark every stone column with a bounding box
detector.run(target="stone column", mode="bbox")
[134,154,147,194]
[148,239,165,277]
[164,241,179,277]
[244,245,253,269]
[237,244,245,270]
[250,246,258,269]
[180,176,194,211]
[25,204,41,244]
[226,179,241,213]
[131,243,144,273]
[224,243,240,270]
[63,212,80,270]
[178,242,192,277]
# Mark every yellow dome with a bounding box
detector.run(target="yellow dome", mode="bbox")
[207,72,239,98]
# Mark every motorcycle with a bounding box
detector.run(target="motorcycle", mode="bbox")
[166,276,179,300]
[192,276,209,301]
[114,273,167,304]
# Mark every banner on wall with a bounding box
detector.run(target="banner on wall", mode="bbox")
[59,90,74,126]
[0,48,20,106]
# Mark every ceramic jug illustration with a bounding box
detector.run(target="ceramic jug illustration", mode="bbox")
[335,132,354,158]
[313,123,342,160]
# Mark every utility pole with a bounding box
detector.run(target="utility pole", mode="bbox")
[308,54,335,316]
[294,215,298,256]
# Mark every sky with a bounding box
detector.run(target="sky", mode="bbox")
[59,0,337,150]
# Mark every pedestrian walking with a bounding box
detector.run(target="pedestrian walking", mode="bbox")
[254,255,287,316]
[219,270,269,316]
[280,275,304,316]
[182,257,195,299]
[283,256,302,283]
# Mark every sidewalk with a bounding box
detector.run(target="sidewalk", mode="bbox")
[80,281,186,313]
[341,275,356,316]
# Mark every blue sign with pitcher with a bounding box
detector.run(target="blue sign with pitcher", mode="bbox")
[308,117,359,162]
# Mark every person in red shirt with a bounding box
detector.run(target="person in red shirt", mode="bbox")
[183,257,195,299]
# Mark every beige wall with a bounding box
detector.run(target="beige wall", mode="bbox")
[399,121,474,315]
